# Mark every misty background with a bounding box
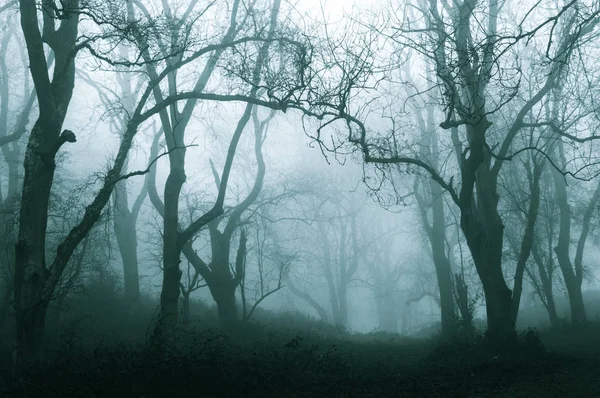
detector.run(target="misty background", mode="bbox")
[2,3,600,394]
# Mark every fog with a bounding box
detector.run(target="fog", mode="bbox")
[1,0,600,396]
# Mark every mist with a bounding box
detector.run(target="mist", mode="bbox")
[1,0,600,396]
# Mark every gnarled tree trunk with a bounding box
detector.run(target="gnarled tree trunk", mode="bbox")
[15,0,79,361]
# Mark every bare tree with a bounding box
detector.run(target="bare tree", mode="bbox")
[362,232,402,334]
[238,193,293,323]
[132,0,314,337]
[284,184,372,330]
[14,0,83,361]
[527,169,562,326]
[78,66,148,305]
[14,0,306,360]
[204,108,279,327]
[146,101,280,330]
[552,141,599,324]
[305,0,600,346]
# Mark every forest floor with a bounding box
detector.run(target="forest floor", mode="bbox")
[1,320,600,397]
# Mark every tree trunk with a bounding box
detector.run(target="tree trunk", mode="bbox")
[480,271,513,346]
[378,290,398,333]
[367,247,399,334]
[15,0,79,361]
[564,278,586,324]
[458,123,515,347]
[383,299,398,333]
[0,279,13,332]
[430,227,457,340]
[324,265,343,327]
[215,287,238,329]
[552,153,588,325]
[414,107,458,340]
[327,280,343,328]
[181,292,190,327]
[0,207,16,333]
[507,160,542,326]
[156,166,186,339]
[544,286,560,327]
[14,297,47,362]
[554,245,587,325]
[400,301,412,335]
[454,273,474,337]
[370,263,398,333]
[374,293,386,330]
[208,247,239,329]
[476,249,513,345]
[462,210,514,346]
[318,222,345,328]
[414,184,457,340]
[531,245,560,326]
[15,121,62,362]
[205,228,241,329]
[338,282,349,328]
[113,176,145,305]
[113,181,140,304]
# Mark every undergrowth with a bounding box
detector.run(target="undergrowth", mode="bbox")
[1,292,599,397]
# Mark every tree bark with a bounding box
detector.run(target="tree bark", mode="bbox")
[414,104,458,340]
[157,162,186,338]
[150,0,270,336]
[453,273,474,337]
[213,285,238,329]
[463,223,514,345]
[0,201,17,333]
[460,143,515,346]
[509,160,542,326]
[113,180,144,304]
[15,0,80,361]
[0,279,13,332]
[415,176,457,340]
[181,291,190,327]
[527,246,561,327]
[318,221,344,328]
[551,142,595,324]
[564,278,586,324]
[206,226,239,328]
[111,54,145,306]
